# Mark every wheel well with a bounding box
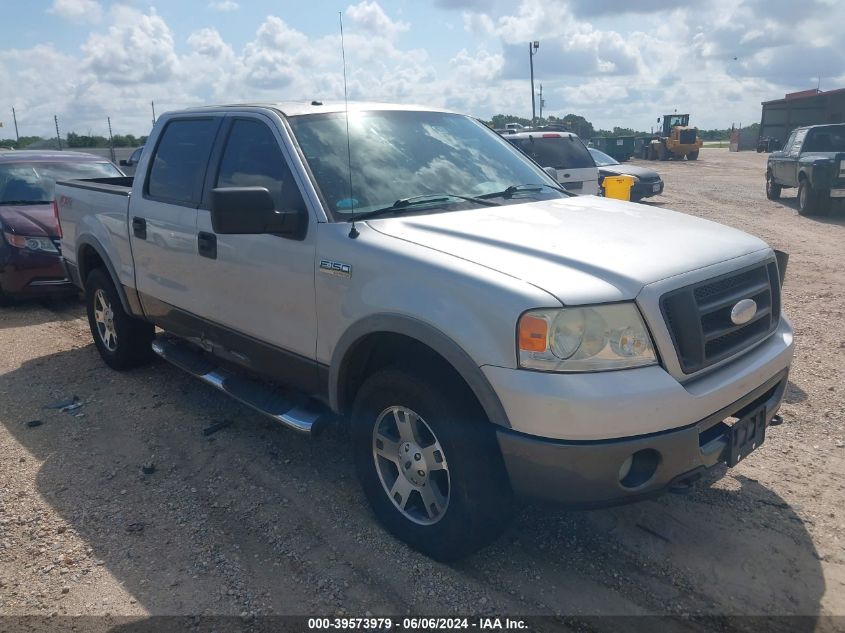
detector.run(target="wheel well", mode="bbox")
[338,332,482,417]
[77,244,106,287]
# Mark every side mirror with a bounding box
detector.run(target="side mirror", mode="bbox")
[210,187,304,237]
[543,166,559,181]
[119,160,129,166]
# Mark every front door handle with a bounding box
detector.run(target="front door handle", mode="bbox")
[197,231,217,259]
[132,217,147,240]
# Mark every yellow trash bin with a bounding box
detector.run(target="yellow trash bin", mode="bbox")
[602,175,635,201]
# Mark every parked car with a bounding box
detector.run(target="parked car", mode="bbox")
[57,102,793,560]
[119,146,144,174]
[505,130,600,195]
[0,150,123,304]
[589,148,664,201]
[766,123,845,216]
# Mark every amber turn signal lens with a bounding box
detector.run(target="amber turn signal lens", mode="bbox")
[518,314,548,352]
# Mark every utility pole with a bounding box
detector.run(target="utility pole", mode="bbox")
[54,115,62,150]
[11,107,19,142]
[529,41,539,125]
[151,100,157,128]
[537,84,545,121]
[107,116,115,164]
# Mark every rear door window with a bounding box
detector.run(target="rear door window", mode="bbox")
[511,136,595,169]
[789,129,808,155]
[147,118,219,205]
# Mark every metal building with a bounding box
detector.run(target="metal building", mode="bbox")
[759,88,845,144]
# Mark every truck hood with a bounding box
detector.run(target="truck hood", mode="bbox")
[0,204,57,237]
[367,195,768,304]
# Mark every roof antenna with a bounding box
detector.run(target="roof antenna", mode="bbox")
[340,11,358,239]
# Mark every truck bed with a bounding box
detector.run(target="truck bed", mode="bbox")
[55,176,137,293]
[55,176,134,196]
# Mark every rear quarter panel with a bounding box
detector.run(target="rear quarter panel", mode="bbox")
[57,185,133,288]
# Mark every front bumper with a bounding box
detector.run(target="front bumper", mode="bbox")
[0,246,75,297]
[497,368,788,506]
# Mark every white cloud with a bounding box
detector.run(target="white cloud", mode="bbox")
[6,0,845,139]
[209,1,239,11]
[48,0,102,22]
[346,0,410,39]
[187,28,233,59]
[462,11,495,36]
[81,7,178,84]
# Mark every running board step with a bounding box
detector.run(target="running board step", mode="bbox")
[151,336,328,435]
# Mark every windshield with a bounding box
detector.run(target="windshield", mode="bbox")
[509,135,595,169]
[287,110,563,219]
[588,148,620,166]
[803,127,845,153]
[0,161,121,204]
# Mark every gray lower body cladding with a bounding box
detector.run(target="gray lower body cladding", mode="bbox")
[497,369,788,507]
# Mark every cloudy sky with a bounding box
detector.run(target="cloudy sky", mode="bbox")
[1,0,843,139]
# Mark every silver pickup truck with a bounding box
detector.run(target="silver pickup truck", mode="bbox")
[56,102,794,560]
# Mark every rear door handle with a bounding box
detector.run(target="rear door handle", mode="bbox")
[197,231,217,259]
[132,217,147,240]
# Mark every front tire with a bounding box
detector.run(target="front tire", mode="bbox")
[351,368,513,561]
[0,285,13,307]
[686,150,699,160]
[766,172,782,200]
[85,268,155,370]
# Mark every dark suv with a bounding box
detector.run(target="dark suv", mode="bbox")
[0,150,122,304]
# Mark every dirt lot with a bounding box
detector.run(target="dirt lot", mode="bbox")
[1,149,843,631]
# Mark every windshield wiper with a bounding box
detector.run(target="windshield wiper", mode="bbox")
[0,200,53,205]
[350,193,499,222]
[478,183,573,199]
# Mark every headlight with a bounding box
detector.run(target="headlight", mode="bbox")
[3,232,59,254]
[517,303,657,372]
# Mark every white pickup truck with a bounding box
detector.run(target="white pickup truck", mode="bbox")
[56,102,794,560]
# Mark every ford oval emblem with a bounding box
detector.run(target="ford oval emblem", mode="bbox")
[730,298,757,325]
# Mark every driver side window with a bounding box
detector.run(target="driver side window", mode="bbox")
[216,119,305,215]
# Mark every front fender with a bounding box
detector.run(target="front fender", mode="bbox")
[330,313,511,428]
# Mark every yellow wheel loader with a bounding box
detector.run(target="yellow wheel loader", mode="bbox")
[646,114,703,161]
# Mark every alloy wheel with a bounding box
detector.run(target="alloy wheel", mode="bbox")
[93,289,117,351]
[372,406,450,525]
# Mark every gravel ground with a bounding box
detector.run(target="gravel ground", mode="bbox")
[0,149,843,631]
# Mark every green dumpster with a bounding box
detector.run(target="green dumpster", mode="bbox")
[590,136,636,162]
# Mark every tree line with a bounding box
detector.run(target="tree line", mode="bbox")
[0,132,147,150]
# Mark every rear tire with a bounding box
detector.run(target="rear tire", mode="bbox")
[766,172,782,200]
[85,268,154,370]
[686,150,699,160]
[797,179,829,217]
[351,368,513,561]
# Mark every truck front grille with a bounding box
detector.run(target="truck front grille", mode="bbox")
[660,261,781,374]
